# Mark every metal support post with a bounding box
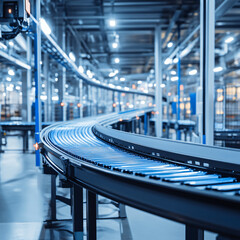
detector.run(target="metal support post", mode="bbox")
[79,79,83,118]
[177,24,181,140]
[34,0,42,166]
[72,184,84,240]
[118,92,121,112]
[154,24,163,137]
[119,203,127,218]
[112,91,115,112]
[200,0,215,145]
[22,37,32,122]
[87,190,97,240]
[144,112,149,135]
[44,53,51,122]
[50,174,57,220]
[185,225,204,240]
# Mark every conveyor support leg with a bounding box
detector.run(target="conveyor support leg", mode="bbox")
[186,225,203,240]
[87,190,97,240]
[50,174,57,220]
[72,184,84,240]
[119,203,127,218]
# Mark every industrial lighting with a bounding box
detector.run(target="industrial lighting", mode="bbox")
[120,77,125,82]
[6,77,11,81]
[148,83,153,87]
[160,83,166,88]
[114,76,118,81]
[65,84,69,88]
[167,42,173,48]
[52,96,59,101]
[87,70,93,78]
[214,66,223,73]
[40,95,47,101]
[124,87,129,91]
[55,77,58,82]
[137,81,142,84]
[109,19,116,27]
[9,41,14,47]
[8,69,15,76]
[164,58,172,65]
[171,70,176,75]
[173,58,178,64]
[189,69,197,76]
[78,65,84,73]
[116,86,122,89]
[114,57,120,64]
[69,52,76,62]
[6,86,13,91]
[112,42,118,48]
[109,70,118,77]
[225,36,234,44]
[42,83,45,88]
[77,103,82,108]
[40,18,52,35]
[171,76,179,81]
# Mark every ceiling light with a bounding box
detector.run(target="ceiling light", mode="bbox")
[78,65,84,73]
[114,57,120,64]
[137,81,142,84]
[109,19,116,27]
[160,83,166,88]
[173,58,178,64]
[167,42,173,48]
[112,42,118,48]
[8,69,15,76]
[69,52,76,62]
[189,69,197,75]
[39,18,52,35]
[120,77,125,82]
[52,96,59,101]
[124,87,129,91]
[16,86,21,90]
[9,41,14,47]
[225,36,234,44]
[171,76,179,81]
[6,86,13,91]
[87,70,93,78]
[164,58,172,65]
[214,66,223,73]
[40,95,47,101]
[6,77,11,81]
[170,70,176,75]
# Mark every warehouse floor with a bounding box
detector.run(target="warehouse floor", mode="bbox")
[0,136,217,240]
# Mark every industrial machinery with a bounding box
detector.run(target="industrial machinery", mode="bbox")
[40,109,240,240]
[0,0,30,40]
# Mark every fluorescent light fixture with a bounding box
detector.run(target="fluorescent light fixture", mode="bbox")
[0,42,7,50]
[171,70,176,75]
[87,70,93,78]
[124,87,129,91]
[42,83,45,88]
[214,66,223,73]
[54,89,58,93]
[116,86,122,89]
[120,77,125,82]
[137,81,142,84]
[55,77,58,82]
[16,86,21,90]
[225,36,234,44]
[167,42,173,48]
[109,19,116,27]
[40,61,43,65]
[6,77,11,81]
[114,57,120,64]
[9,41,14,47]
[189,69,197,76]
[40,95,47,101]
[6,86,13,91]
[52,96,59,101]
[109,69,118,77]
[69,52,76,62]
[164,58,172,65]
[148,83,153,87]
[112,42,118,48]
[171,76,179,81]
[65,84,69,88]
[40,18,52,35]
[160,83,166,88]
[141,100,146,105]
[78,65,84,73]
[109,83,115,88]
[8,69,15,76]
[173,58,178,64]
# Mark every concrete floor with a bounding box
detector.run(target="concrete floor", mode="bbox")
[0,135,217,240]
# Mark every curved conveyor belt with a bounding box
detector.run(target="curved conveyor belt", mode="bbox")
[40,109,240,238]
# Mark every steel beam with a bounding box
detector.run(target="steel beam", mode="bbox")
[154,24,162,137]
[200,0,215,145]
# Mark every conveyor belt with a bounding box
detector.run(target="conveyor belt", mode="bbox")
[40,109,240,238]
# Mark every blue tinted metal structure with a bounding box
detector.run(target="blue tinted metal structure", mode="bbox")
[177,24,181,140]
[40,109,240,240]
[34,0,41,166]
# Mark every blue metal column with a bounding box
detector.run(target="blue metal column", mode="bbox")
[200,0,215,145]
[177,24,181,140]
[144,112,148,135]
[34,0,42,166]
